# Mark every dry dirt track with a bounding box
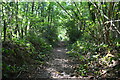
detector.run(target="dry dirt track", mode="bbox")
[20,42,93,80]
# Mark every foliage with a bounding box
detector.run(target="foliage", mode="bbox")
[2,38,52,78]
[1,1,120,79]
[26,31,52,52]
[67,39,120,78]
[42,26,59,45]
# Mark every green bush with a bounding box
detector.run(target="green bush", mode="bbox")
[2,34,53,78]
[26,31,52,53]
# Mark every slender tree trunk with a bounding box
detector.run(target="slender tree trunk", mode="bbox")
[14,2,18,37]
[29,2,34,29]
[48,3,51,26]
[2,3,6,41]
[41,2,45,23]
[25,3,28,36]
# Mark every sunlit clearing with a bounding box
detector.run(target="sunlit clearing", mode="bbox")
[57,26,69,41]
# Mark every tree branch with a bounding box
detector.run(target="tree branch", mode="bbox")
[56,2,73,18]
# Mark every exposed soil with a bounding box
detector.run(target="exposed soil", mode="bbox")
[19,42,93,80]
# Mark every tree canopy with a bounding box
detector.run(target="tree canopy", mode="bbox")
[1,1,120,80]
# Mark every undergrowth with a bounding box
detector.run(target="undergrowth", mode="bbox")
[2,35,52,78]
[67,40,120,79]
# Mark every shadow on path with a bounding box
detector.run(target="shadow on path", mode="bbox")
[20,42,90,80]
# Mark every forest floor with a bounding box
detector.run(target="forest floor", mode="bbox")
[20,42,93,80]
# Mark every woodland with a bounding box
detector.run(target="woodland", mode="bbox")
[1,1,120,80]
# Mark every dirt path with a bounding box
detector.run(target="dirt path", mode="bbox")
[45,46,76,79]
[20,42,90,80]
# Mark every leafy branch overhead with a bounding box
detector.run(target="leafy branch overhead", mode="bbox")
[1,1,120,80]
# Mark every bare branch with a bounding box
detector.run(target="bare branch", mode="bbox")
[104,20,120,24]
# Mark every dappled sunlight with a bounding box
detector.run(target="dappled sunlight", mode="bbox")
[65,49,68,50]
[43,45,82,79]
[46,67,70,78]
[55,48,68,53]
[43,45,87,79]
[54,59,69,63]
[46,68,57,73]
[61,64,73,69]
[2,2,119,80]
[57,49,62,52]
